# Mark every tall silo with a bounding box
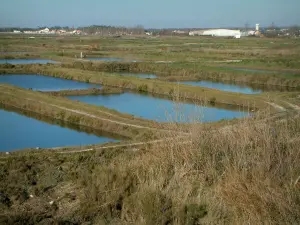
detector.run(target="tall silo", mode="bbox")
[256,24,260,31]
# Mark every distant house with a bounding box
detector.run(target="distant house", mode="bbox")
[13,30,21,33]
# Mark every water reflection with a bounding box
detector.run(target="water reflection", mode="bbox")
[0,74,100,91]
[179,80,262,94]
[68,92,248,123]
[0,59,57,64]
[0,105,122,152]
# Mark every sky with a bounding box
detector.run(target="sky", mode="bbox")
[1,0,300,29]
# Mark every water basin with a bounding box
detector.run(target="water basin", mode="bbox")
[68,93,247,123]
[179,81,262,94]
[0,108,118,152]
[0,59,57,64]
[0,74,100,91]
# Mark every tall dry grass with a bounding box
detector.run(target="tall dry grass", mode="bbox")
[75,101,300,224]
[123,108,300,224]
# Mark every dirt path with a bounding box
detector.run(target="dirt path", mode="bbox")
[59,108,293,154]
[283,101,300,111]
[1,87,153,127]
[2,85,297,155]
[57,137,191,154]
[47,103,189,135]
[265,101,286,112]
[49,103,158,130]
[1,89,189,135]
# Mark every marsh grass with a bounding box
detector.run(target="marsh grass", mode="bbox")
[142,106,300,224]
[63,60,300,88]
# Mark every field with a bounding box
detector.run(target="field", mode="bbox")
[0,34,300,224]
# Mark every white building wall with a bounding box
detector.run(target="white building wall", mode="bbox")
[202,29,241,37]
[189,29,241,38]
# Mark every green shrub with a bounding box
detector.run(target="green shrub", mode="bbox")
[138,84,148,92]
[209,96,216,105]
[56,111,65,120]
[68,115,81,124]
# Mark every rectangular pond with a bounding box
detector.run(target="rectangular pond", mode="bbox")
[68,93,248,123]
[0,74,100,91]
[0,108,118,152]
[0,59,57,64]
[179,81,262,94]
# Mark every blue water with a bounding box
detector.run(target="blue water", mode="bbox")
[179,81,262,94]
[0,59,57,64]
[119,73,157,79]
[87,57,123,62]
[0,74,100,91]
[68,93,247,123]
[0,109,117,152]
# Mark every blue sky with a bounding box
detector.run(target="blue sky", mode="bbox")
[1,0,299,28]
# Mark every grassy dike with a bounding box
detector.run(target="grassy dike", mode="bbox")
[46,87,124,97]
[0,84,167,141]
[64,61,300,88]
[0,64,272,111]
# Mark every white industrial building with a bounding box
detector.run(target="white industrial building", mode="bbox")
[189,29,241,38]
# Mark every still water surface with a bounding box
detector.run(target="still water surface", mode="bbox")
[0,59,57,64]
[0,74,100,91]
[68,93,247,123]
[179,80,262,94]
[0,108,118,152]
